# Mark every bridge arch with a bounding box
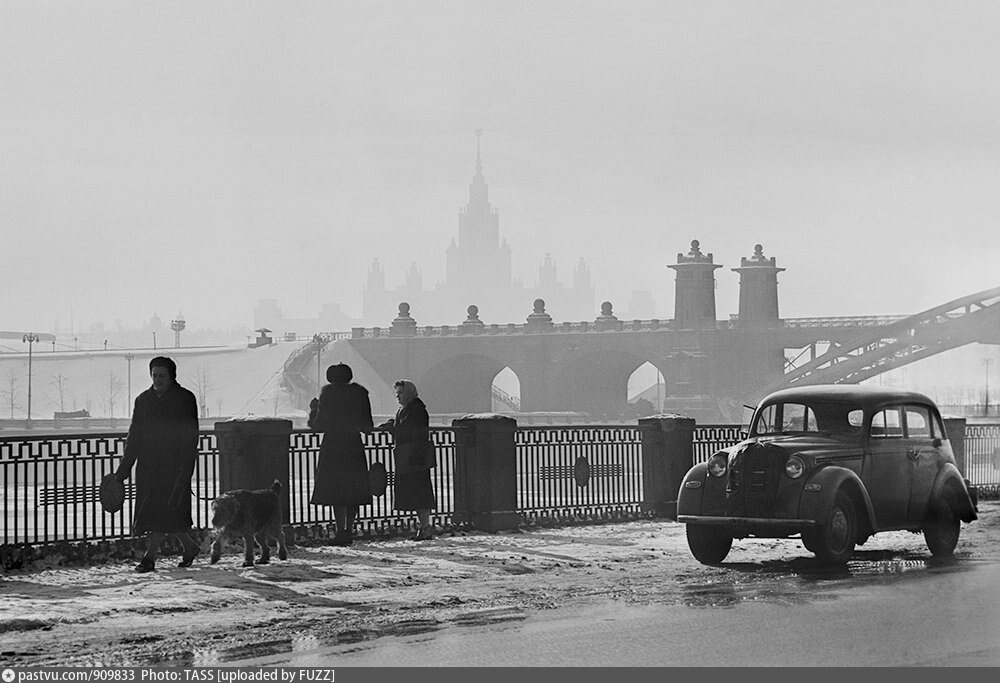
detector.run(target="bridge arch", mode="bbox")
[416,353,510,414]
[491,367,521,413]
[628,361,664,415]
[548,349,661,418]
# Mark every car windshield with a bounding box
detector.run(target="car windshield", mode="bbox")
[752,400,864,436]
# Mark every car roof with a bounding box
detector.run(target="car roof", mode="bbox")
[760,384,937,410]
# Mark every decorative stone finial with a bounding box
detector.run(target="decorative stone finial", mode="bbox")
[390,302,417,337]
[461,304,485,332]
[738,243,780,268]
[595,301,622,331]
[676,239,714,264]
[526,298,553,332]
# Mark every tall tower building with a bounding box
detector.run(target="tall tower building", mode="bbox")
[668,240,721,329]
[445,130,512,314]
[359,133,594,327]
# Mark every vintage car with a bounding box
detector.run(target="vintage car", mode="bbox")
[676,385,978,565]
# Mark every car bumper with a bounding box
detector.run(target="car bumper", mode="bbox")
[677,515,818,528]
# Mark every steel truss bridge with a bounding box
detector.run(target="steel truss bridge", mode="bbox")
[763,286,1000,394]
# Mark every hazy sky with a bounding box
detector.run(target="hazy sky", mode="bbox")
[3,0,1000,334]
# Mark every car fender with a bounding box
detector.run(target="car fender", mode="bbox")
[797,466,876,527]
[929,462,978,522]
[676,462,709,517]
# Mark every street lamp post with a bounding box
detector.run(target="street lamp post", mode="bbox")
[125,353,135,414]
[312,334,327,394]
[22,333,38,421]
[984,358,994,417]
[152,331,157,350]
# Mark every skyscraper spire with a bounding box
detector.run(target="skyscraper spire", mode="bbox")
[474,128,483,176]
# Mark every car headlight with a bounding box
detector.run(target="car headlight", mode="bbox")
[708,453,728,478]
[784,455,806,479]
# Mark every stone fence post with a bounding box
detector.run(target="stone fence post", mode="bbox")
[451,414,520,532]
[639,414,696,520]
[943,416,967,476]
[215,417,293,541]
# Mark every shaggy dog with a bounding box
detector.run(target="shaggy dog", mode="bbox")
[210,480,289,567]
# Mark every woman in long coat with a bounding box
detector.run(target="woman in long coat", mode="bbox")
[308,363,374,546]
[377,379,436,540]
[115,356,201,572]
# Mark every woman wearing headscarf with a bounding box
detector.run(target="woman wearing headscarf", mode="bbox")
[115,356,201,572]
[377,379,436,540]
[308,363,374,546]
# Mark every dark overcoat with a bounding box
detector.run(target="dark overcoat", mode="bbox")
[385,397,435,510]
[308,382,374,506]
[116,383,199,534]
[387,397,433,474]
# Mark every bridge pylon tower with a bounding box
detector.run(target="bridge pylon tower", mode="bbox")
[733,243,785,327]
[668,240,722,330]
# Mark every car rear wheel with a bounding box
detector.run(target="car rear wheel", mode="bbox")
[686,524,733,565]
[803,490,857,565]
[923,497,960,557]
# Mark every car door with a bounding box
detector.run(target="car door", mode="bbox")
[903,404,944,521]
[866,405,909,528]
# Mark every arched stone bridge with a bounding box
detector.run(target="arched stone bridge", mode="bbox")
[292,289,1000,423]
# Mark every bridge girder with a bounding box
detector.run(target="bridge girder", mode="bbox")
[760,286,1000,396]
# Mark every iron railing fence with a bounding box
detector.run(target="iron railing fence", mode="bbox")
[693,425,746,464]
[965,423,1000,498]
[4,423,999,547]
[286,428,458,536]
[515,425,643,521]
[1,428,459,547]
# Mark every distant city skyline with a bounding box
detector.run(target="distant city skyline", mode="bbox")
[3,2,999,340]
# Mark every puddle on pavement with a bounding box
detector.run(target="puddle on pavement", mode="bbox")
[679,551,977,609]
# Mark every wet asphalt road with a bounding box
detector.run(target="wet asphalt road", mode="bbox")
[228,553,1000,667]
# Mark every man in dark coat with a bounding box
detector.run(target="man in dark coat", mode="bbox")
[308,363,374,546]
[116,356,201,572]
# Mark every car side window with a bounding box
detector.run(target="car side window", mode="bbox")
[870,407,903,438]
[780,403,817,433]
[848,409,864,429]
[904,405,931,438]
[931,412,947,440]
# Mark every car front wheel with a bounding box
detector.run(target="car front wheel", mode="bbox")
[803,490,857,565]
[923,497,960,557]
[686,524,733,565]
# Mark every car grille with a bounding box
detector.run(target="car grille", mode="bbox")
[725,442,784,518]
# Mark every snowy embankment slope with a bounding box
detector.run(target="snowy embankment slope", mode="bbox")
[0,341,313,420]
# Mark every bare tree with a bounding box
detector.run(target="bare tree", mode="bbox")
[2,367,22,419]
[103,371,124,418]
[49,371,69,412]
[187,366,213,418]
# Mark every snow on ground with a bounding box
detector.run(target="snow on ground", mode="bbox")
[1,502,997,667]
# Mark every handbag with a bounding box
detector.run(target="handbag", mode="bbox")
[368,461,388,496]
[99,473,125,513]
[394,437,436,473]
